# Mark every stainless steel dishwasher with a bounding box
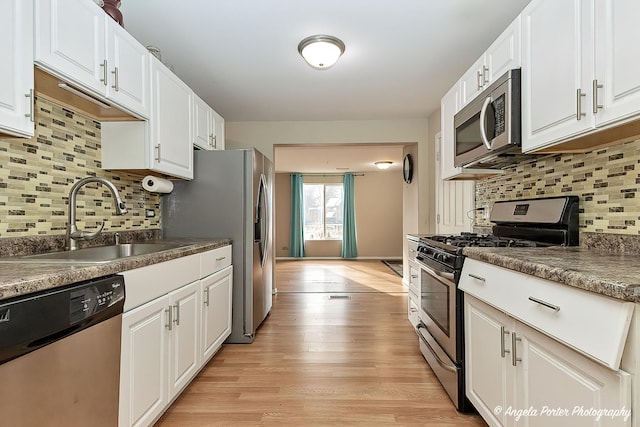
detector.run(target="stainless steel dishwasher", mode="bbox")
[0,275,125,426]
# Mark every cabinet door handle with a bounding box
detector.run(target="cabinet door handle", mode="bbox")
[209,133,214,147]
[576,88,586,120]
[410,274,418,279]
[511,332,522,366]
[216,256,226,261]
[409,307,418,313]
[155,144,161,162]
[100,59,108,86]
[165,307,172,330]
[500,326,510,358]
[111,67,119,91]
[212,135,217,148]
[468,273,486,283]
[204,288,210,306]
[476,70,483,90]
[25,89,34,122]
[482,65,489,85]
[592,79,603,114]
[173,303,180,326]
[528,296,560,312]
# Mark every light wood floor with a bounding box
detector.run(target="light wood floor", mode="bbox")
[156,260,486,426]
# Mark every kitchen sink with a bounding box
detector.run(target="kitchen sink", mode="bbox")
[0,243,187,264]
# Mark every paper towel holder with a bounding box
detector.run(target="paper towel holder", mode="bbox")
[142,175,174,194]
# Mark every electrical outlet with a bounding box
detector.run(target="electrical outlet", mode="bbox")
[145,209,155,218]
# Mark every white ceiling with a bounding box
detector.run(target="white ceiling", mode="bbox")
[274,144,405,173]
[119,1,531,173]
[119,0,532,122]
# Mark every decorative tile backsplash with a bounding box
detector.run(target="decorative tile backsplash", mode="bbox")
[475,138,640,234]
[0,97,161,237]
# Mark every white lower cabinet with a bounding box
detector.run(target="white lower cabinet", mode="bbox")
[119,280,200,427]
[407,295,420,329]
[168,281,201,398]
[201,266,233,361]
[119,246,232,427]
[119,294,170,427]
[465,295,632,427]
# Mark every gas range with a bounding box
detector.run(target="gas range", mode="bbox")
[416,233,547,270]
[424,233,543,248]
[410,196,579,413]
[415,196,580,270]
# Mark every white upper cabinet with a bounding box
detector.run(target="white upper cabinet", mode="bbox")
[211,108,225,150]
[193,94,225,151]
[150,58,193,178]
[0,0,34,138]
[35,0,106,94]
[193,94,214,150]
[35,0,149,119]
[460,16,521,108]
[521,0,593,152]
[105,18,150,118]
[593,0,640,127]
[485,16,521,85]
[522,0,640,153]
[459,55,486,109]
[101,57,194,179]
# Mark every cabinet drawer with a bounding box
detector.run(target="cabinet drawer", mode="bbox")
[408,298,420,329]
[122,253,200,312]
[408,263,420,296]
[200,245,232,277]
[408,238,418,256]
[459,258,634,369]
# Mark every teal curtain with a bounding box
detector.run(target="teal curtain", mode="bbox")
[341,173,358,258]
[289,173,305,258]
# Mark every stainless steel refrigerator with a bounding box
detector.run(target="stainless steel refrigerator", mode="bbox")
[162,148,273,343]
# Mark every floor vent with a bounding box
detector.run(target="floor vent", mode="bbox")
[329,295,351,300]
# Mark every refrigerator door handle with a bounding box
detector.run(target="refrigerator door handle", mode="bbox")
[254,221,261,243]
[256,174,268,266]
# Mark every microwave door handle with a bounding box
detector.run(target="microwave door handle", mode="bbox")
[479,96,493,149]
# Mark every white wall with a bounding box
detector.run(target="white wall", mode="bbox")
[226,119,433,235]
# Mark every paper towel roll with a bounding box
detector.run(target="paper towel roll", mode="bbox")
[142,175,174,193]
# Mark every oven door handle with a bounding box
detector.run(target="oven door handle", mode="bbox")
[416,258,455,282]
[416,322,457,373]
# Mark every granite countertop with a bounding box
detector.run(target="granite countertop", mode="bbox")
[0,238,231,301]
[462,246,640,302]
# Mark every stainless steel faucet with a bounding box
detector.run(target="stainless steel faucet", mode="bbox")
[66,177,128,250]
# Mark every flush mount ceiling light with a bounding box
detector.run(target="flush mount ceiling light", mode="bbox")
[374,161,393,170]
[298,35,345,70]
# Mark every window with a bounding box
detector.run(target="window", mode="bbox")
[303,183,343,240]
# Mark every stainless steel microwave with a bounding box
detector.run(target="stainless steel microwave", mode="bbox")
[454,69,522,169]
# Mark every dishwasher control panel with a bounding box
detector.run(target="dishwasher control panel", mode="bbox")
[70,277,125,324]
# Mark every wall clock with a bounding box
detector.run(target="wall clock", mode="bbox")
[403,154,413,183]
